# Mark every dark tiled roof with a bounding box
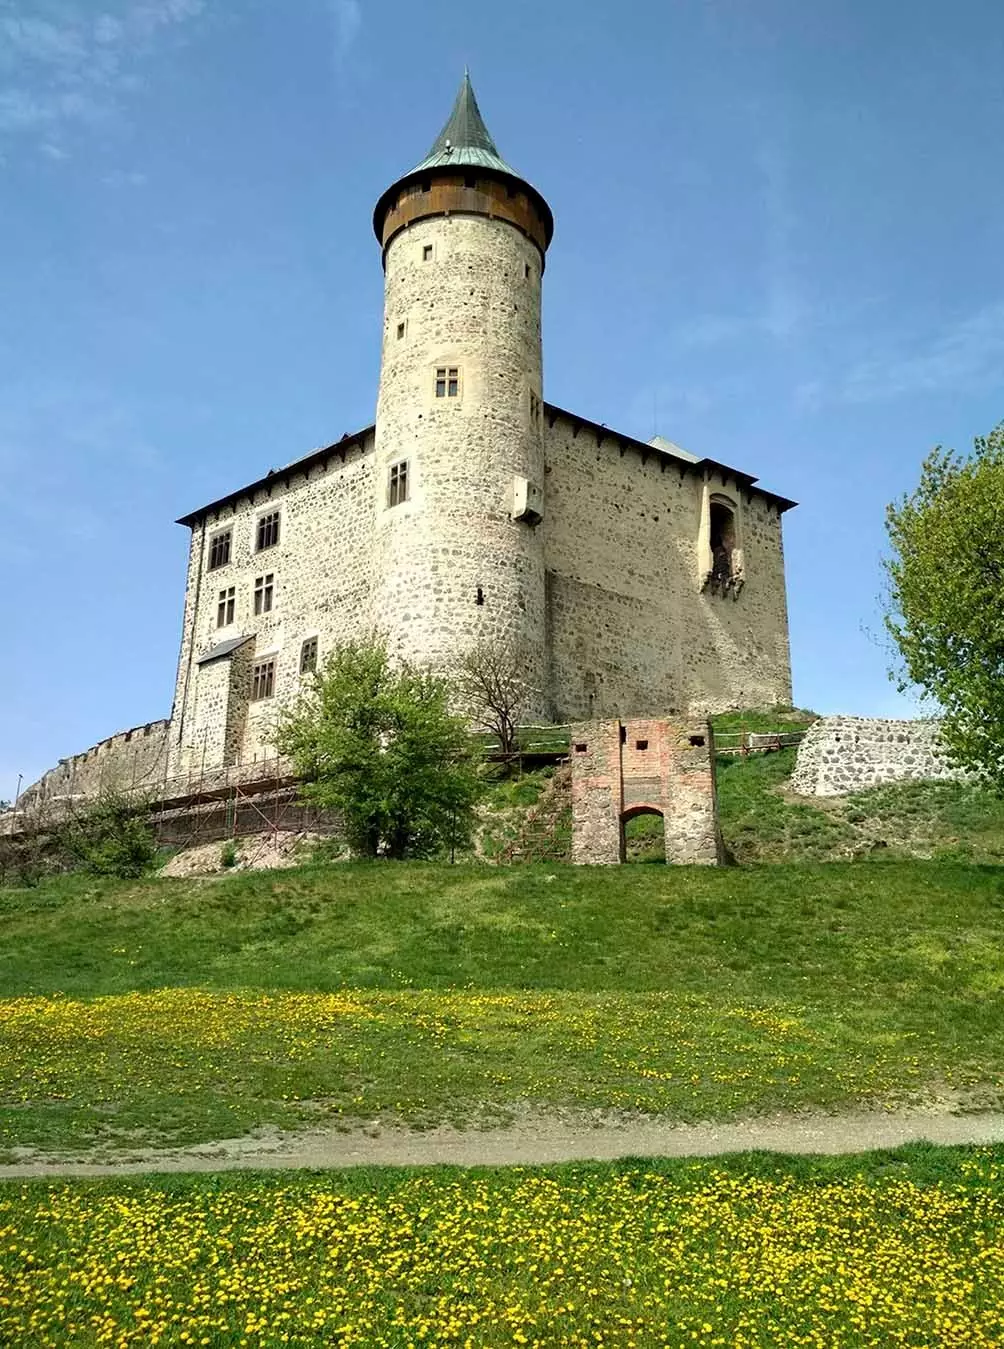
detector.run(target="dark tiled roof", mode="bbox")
[196,635,254,665]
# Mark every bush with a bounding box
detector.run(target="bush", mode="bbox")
[56,792,157,879]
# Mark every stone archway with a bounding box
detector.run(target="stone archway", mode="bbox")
[620,804,666,864]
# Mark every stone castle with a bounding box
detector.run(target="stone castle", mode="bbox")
[21,75,796,802]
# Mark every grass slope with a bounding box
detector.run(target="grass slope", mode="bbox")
[4,1147,1004,1347]
[2,859,1004,1150]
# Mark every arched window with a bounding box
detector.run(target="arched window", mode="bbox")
[709,499,737,584]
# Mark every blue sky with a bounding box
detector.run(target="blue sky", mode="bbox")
[3,0,1004,800]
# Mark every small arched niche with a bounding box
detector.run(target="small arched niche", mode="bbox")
[701,491,744,594]
[620,805,666,864]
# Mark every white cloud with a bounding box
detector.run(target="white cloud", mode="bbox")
[0,0,207,152]
[330,0,361,58]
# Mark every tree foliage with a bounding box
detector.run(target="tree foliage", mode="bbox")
[453,638,535,762]
[884,421,1004,790]
[56,791,158,878]
[275,641,485,859]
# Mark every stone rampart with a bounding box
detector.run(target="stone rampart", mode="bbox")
[17,720,171,811]
[790,716,965,797]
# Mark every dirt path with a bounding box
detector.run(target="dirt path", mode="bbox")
[4,1105,1004,1178]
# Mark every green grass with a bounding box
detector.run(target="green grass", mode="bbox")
[3,1146,1003,1347]
[3,859,1004,1150]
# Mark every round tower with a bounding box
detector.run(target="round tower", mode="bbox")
[371,73,554,719]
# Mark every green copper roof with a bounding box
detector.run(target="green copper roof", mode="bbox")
[408,71,520,178]
[373,72,553,248]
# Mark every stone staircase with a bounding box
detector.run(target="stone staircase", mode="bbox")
[497,762,573,864]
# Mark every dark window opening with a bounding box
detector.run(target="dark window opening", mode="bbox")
[396,321,406,340]
[300,637,318,675]
[574,743,587,754]
[464,173,476,189]
[524,262,531,279]
[256,511,280,552]
[251,658,275,701]
[636,739,649,751]
[216,586,235,628]
[620,725,627,744]
[435,366,459,398]
[422,243,433,260]
[475,586,484,606]
[388,460,409,507]
[709,501,736,584]
[208,529,231,570]
[253,573,274,616]
[689,735,706,748]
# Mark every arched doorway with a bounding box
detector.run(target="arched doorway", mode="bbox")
[620,805,666,864]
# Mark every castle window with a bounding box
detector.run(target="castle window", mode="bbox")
[524,262,531,279]
[251,658,275,701]
[709,500,737,585]
[464,173,476,189]
[396,321,406,340]
[216,587,235,628]
[475,586,484,606]
[208,529,231,570]
[423,243,433,261]
[388,460,409,507]
[435,366,459,398]
[529,390,541,424]
[256,511,280,552]
[636,740,649,751]
[300,637,318,675]
[253,573,274,616]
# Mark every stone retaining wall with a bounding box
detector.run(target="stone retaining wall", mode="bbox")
[790,716,964,797]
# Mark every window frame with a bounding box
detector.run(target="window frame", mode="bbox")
[255,510,281,553]
[207,528,232,571]
[253,572,275,616]
[435,366,460,399]
[216,586,236,628]
[387,459,409,508]
[299,636,318,676]
[251,657,276,702]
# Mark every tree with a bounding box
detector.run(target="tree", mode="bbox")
[884,421,1004,790]
[56,790,158,878]
[275,640,485,859]
[453,637,535,763]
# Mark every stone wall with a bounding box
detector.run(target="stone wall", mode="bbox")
[17,720,171,810]
[543,415,793,719]
[790,717,965,797]
[168,433,376,777]
[570,716,722,865]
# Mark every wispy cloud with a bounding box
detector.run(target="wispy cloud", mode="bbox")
[330,0,361,59]
[0,1,206,152]
[837,301,1004,404]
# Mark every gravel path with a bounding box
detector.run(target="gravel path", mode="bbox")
[4,1106,1004,1178]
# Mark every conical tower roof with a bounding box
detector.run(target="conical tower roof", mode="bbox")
[373,73,553,248]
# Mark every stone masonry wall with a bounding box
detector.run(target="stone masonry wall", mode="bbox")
[17,720,171,810]
[543,416,792,720]
[373,211,548,717]
[168,435,376,776]
[790,717,965,797]
[570,716,722,865]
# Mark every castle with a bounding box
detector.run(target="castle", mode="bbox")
[22,75,796,801]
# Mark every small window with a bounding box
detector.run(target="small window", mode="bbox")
[689,735,706,748]
[636,739,649,751]
[253,573,274,616]
[300,637,318,675]
[574,743,587,754]
[529,390,541,424]
[475,586,484,606]
[216,587,235,628]
[388,460,409,507]
[208,529,231,570]
[422,243,433,261]
[709,501,736,583]
[620,726,627,744]
[251,658,275,701]
[256,511,280,552]
[524,262,531,279]
[396,321,406,340]
[435,366,460,398]
[464,173,476,189]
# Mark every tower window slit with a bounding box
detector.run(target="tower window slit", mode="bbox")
[475,586,484,606]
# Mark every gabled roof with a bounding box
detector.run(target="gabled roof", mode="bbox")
[196,635,254,666]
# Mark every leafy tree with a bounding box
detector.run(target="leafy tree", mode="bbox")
[453,637,535,763]
[276,640,485,859]
[884,421,1004,790]
[57,790,158,878]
